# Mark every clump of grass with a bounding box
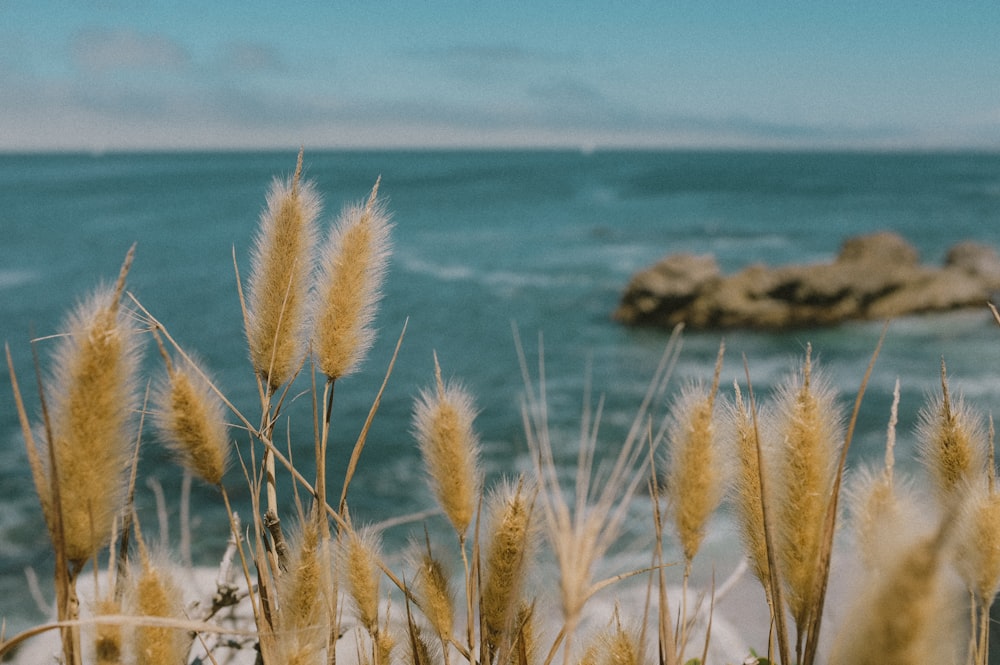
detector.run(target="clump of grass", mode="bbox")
[517,327,681,665]
[4,248,142,665]
[955,483,1000,663]
[845,379,917,570]
[9,152,1000,665]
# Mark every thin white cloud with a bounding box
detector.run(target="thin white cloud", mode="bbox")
[70,28,190,73]
[526,77,607,105]
[217,41,286,73]
[2,28,996,151]
[407,43,567,83]
[412,44,561,66]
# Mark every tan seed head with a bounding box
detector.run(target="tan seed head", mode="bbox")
[314,179,392,380]
[246,152,320,390]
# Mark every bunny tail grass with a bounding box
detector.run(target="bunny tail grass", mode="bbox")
[245,150,320,390]
[953,477,1000,606]
[412,353,482,539]
[151,352,231,486]
[916,360,988,507]
[770,345,843,633]
[273,516,332,661]
[481,478,537,656]
[728,382,771,590]
[580,610,642,665]
[341,525,383,637]
[827,527,961,665]
[409,545,455,647]
[45,276,141,563]
[846,380,921,571]
[952,440,1000,665]
[665,343,725,564]
[129,550,190,665]
[314,178,393,380]
[90,597,123,665]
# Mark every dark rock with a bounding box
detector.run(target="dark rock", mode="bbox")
[614,232,1000,330]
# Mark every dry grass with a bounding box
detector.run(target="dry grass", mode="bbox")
[5,152,1000,665]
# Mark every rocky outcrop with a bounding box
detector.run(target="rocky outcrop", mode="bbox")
[614,232,1000,330]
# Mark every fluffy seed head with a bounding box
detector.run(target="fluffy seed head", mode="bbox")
[91,596,123,665]
[246,154,320,390]
[580,612,642,665]
[770,346,843,627]
[846,379,923,571]
[846,466,928,572]
[279,518,331,633]
[412,354,481,538]
[152,354,230,485]
[665,382,724,563]
[45,282,141,563]
[953,479,1000,604]
[314,180,392,380]
[827,531,960,665]
[916,364,988,506]
[376,627,395,665]
[728,382,771,588]
[129,552,189,665]
[405,625,434,665]
[481,479,537,651]
[509,603,539,665]
[410,548,453,642]
[341,525,382,635]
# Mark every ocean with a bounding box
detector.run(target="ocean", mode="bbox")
[2,150,1000,647]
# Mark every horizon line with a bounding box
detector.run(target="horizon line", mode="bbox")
[4,143,1000,157]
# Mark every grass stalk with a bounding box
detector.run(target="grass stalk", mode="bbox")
[802,321,887,665]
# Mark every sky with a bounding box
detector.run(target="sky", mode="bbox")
[2,2,999,152]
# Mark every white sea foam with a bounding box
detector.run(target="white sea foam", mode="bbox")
[0,269,37,290]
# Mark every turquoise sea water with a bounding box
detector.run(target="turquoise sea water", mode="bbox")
[2,150,1000,637]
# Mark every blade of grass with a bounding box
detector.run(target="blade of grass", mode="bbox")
[338,318,408,515]
[742,354,790,665]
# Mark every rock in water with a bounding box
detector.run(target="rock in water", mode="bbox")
[614,232,1000,330]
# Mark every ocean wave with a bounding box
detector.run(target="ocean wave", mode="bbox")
[0,269,38,290]
[399,255,597,292]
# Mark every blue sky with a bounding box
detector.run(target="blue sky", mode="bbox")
[3,2,999,151]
